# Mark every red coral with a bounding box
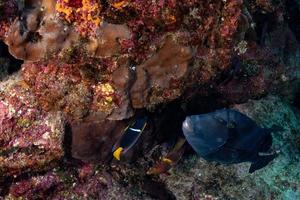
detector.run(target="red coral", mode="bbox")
[0,77,64,177]
[67,0,83,8]
[0,0,18,39]
[10,172,60,198]
[0,21,10,39]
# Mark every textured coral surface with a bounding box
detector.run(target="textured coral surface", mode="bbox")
[0,0,300,199]
[0,75,64,178]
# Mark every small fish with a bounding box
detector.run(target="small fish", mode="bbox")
[112,116,148,160]
[182,109,278,173]
[147,137,186,175]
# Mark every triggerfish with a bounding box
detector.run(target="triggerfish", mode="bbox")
[182,109,278,173]
[112,116,148,161]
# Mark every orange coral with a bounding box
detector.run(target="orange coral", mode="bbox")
[112,1,129,10]
[55,0,102,37]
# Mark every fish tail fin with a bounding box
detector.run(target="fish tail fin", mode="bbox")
[265,125,284,134]
[249,153,278,173]
[259,131,273,152]
[113,147,123,161]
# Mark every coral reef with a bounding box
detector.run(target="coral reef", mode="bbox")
[0,0,300,199]
[3,0,247,118]
[56,0,102,37]
[4,0,79,62]
[0,0,17,40]
[0,74,64,178]
[130,35,192,108]
[6,164,155,200]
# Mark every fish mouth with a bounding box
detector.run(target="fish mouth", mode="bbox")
[182,117,193,133]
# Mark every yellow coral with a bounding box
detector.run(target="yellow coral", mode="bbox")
[80,0,101,25]
[55,0,102,36]
[99,83,114,99]
[94,83,116,112]
[55,0,73,22]
[112,1,129,9]
[17,118,31,128]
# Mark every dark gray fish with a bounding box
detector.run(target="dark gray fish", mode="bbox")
[182,109,278,173]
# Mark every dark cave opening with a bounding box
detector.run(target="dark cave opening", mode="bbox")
[252,0,300,45]
[293,91,300,109]
[252,11,277,46]
[0,41,23,76]
[0,176,13,197]
[285,0,300,42]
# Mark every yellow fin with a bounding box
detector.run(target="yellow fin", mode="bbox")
[113,147,123,161]
[161,157,173,165]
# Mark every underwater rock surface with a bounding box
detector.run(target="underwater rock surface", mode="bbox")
[235,96,300,199]
[0,74,65,178]
[165,96,300,200]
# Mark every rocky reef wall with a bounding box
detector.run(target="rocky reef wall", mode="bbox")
[0,0,300,199]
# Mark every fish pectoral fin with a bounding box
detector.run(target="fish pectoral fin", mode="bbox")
[249,154,278,173]
[113,147,123,161]
[161,157,173,165]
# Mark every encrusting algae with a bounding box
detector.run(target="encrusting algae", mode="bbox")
[56,0,102,36]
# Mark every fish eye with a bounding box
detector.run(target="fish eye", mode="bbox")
[183,119,193,133]
[227,121,236,129]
